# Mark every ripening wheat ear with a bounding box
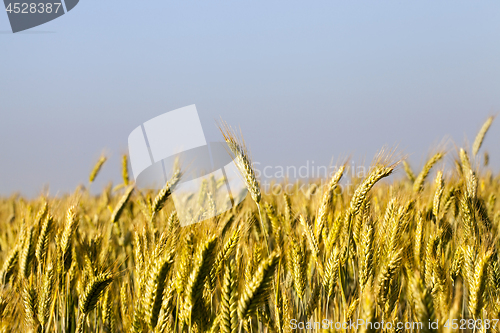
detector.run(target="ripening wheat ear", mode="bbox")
[460,194,476,244]
[144,253,174,330]
[348,164,396,221]
[34,201,49,225]
[459,148,472,175]
[209,229,240,291]
[283,192,292,222]
[150,166,182,222]
[60,205,78,271]
[264,202,281,238]
[21,204,49,277]
[323,246,341,299]
[218,120,270,254]
[175,231,195,297]
[316,166,345,240]
[0,247,19,285]
[102,289,115,333]
[35,214,53,266]
[414,211,424,266]
[377,248,403,307]
[304,284,320,319]
[238,252,279,320]
[89,155,107,183]
[402,160,416,183]
[37,263,55,328]
[110,185,134,224]
[358,218,374,291]
[76,272,114,333]
[20,226,36,279]
[217,120,261,205]
[182,236,217,324]
[153,285,174,333]
[472,116,495,157]
[345,163,395,263]
[358,287,376,333]
[433,171,444,220]
[411,276,437,333]
[450,246,464,282]
[23,278,40,330]
[220,259,238,333]
[413,152,444,193]
[469,251,492,318]
[122,154,130,186]
[289,237,306,300]
[300,215,324,277]
[344,297,360,323]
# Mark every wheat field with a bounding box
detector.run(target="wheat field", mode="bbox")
[0,117,499,332]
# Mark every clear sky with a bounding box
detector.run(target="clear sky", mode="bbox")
[1,1,499,196]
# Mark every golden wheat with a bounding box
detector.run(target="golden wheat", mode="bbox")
[0,116,498,332]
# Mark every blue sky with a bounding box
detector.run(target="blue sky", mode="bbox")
[1,1,499,196]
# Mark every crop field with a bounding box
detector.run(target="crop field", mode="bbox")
[0,117,499,332]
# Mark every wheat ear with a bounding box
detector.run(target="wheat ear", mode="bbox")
[220,259,238,333]
[469,251,492,318]
[289,237,306,300]
[411,276,437,333]
[358,218,374,290]
[238,252,279,320]
[150,168,181,222]
[377,248,402,306]
[35,214,53,266]
[432,171,444,219]
[218,121,261,205]
[0,247,19,285]
[182,236,217,324]
[316,166,345,240]
[76,272,113,333]
[413,152,444,193]
[37,263,55,328]
[144,253,174,330]
[89,155,107,183]
[23,279,40,331]
[122,154,130,186]
[323,246,341,299]
[60,205,78,271]
[472,116,494,157]
[210,229,240,291]
[402,160,416,183]
[110,185,134,224]
[20,226,36,279]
